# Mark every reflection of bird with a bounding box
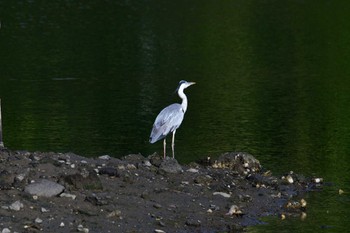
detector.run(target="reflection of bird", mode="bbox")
[149,80,196,158]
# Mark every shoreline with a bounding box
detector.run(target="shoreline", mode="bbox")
[0,148,322,232]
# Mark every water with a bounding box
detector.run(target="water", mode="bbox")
[1,1,350,232]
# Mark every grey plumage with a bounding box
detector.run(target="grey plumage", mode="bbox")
[149,80,195,158]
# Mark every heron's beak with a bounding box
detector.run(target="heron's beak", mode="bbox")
[188,82,196,86]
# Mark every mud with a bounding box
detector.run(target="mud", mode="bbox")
[0,148,322,233]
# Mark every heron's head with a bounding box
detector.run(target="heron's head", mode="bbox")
[176,80,196,92]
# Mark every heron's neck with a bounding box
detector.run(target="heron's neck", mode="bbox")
[178,88,188,113]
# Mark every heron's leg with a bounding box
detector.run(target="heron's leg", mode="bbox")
[163,138,166,159]
[172,130,176,158]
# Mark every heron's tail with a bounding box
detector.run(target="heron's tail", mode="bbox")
[149,127,166,143]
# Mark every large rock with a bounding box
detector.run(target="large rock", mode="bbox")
[24,179,65,197]
[159,157,183,174]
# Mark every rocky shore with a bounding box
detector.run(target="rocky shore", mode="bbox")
[0,148,322,233]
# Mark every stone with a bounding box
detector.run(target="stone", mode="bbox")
[185,219,201,227]
[98,167,119,177]
[24,179,64,197]
[148,153,163,167]
[158,157,183,174]
[9,200,24,211]
[187,168,199,173]
[213,192,231,198]
[60,193,77,200]
[1,228,11,233]
[98,155,111,160]
[35,217,43,224]
[62,169,102,190]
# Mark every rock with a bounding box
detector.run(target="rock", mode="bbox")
[35,217,43,224]
[9,200,24,211]
[107,210,122,218]
[148,153,163,167]
[212,152,261,174]
[98,167,119,177]
[153,203,162,209]
[194,175,213,185]
[85,194,108,206]
[60,193,77,200]
[185,219,201,227]
[1,228,11,233]
[187,168,199,173]
[24,179,65,197]
[282,174,294,184]
[77,224,90,233]
[226,205,243,215]
[41,207,49,213]
[61,169,102,190]
[141,190,150,199]
[143,160,152,167]
[98,155,111,160]
[126,164,137,170]
[154,230,166,233]
[158,157,183,174]
[312,177,323,184]
[213,192,231,198]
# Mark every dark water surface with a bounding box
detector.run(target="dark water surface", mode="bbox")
[1,1,350,232]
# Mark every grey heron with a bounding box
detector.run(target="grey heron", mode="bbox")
[149,80,196,158]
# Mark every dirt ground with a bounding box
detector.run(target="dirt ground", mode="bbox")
[0,148,322,233]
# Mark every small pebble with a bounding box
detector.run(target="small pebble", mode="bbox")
[9,201,24,211]
[77,224,89,233]
[60,193,77,200]
[187,168,199,173]
[301,199,307,208]
[60,222,65,227]
[226,205,243,215]
[126,164,137,170]
[107,210,122,218]
[154,230,166,233]
[185,219,201,227]
[312,177,323,183]
[99,155,111,160]
[158,220,166,227]
[301,212,307,220]
[16,173,26,182]
[143,160,152,167]
[285,175,294,184]
[213,192,231,198]
[35,217,43,224]
[41,207,49,213]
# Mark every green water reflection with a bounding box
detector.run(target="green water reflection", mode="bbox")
[1,1,350,232]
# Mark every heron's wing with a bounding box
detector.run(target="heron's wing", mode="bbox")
[150,104,184,143]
